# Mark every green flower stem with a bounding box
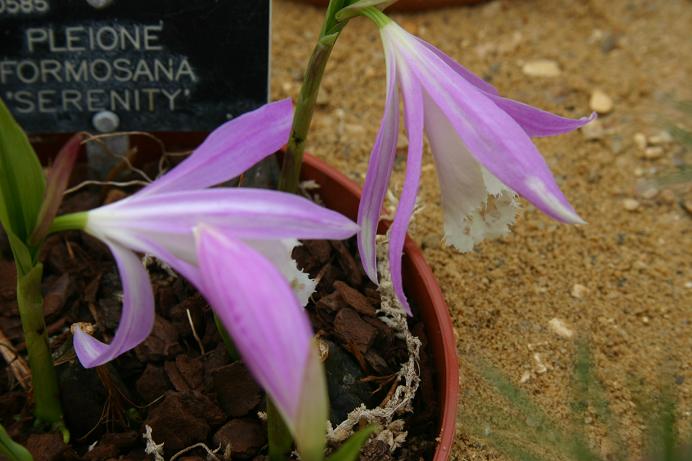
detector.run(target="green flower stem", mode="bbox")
[16,264,68,442]
[267,398,293,461]
[360,7,391,27]
[278,39,335,194]
[49,212,87,234]
[278,0,354,193]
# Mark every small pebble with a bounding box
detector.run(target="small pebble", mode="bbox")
[522,59,561,77]
[649,130,673,145]
[633,132,647,150]
[548,318,575,339]
[623,198,640,211]
[519,371,531,384]
[281,81,293,94]
[590,89,614,114]
[644,146,664,159]
[581,119,604,140]
[533,353,548,374]
[571,283,589,299]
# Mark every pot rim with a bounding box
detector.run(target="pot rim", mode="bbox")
[300,153,459,461]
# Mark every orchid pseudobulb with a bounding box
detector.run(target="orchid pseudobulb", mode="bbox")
[357,7,595,315]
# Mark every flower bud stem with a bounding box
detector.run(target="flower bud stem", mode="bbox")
[278,0,353,193]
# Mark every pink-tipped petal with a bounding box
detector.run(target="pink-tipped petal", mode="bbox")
[415,36,595,138]
[489,98,597,138]
[294,342,328,461]
[73,241,154,368]
[396,28,584,224]
[139,99,293,196]
[195,226,327,452]
[357,43,400,284]
[387,59,424,316]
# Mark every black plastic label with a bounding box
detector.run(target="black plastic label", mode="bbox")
[0,0,270,133]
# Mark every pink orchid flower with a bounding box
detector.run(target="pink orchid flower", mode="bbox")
[53,100,356,458]
[357,8,594,315]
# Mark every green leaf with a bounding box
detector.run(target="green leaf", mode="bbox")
[0,424,33,461]
[321,0,350,38]
[326,425,378,461]
[0,97,46,246]
[6,229,33,276]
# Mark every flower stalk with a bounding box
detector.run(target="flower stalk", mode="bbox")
[278,0,356,193]
[16,264,67,441]
[278,40,334,193]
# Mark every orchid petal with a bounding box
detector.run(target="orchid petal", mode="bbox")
[489,97,596,138]
[195,226,327,459]
[73,241,154,368]
[294,342,328,461]
[139,99,293,196]
[127,233,203,288]
[86,189,359,253]
[394,26,584,224]
[415,37,499,95]
[387,58,424,317]
[415,36,595,138]
[357,42,400,284]
[424,95,518,252]
[245,239,316,306]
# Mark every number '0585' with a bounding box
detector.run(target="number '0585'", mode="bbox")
[0,0,50,15]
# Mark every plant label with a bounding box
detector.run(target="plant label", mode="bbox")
[0,0,270,133]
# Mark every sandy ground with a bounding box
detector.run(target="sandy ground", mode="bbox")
[272,1,691,459]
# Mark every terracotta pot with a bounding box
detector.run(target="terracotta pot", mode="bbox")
[297,0,487,12]
[301,153,458,461]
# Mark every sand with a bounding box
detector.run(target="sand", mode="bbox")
[272,1,691,459]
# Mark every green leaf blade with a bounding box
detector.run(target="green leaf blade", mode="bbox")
[0,98,46,245]
[0,424,33,461]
